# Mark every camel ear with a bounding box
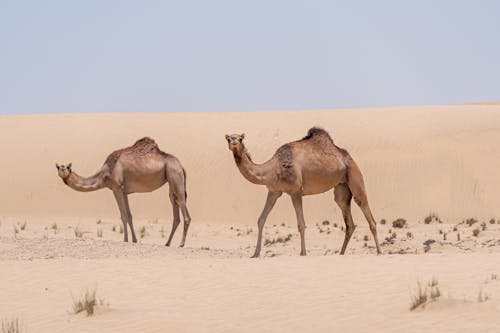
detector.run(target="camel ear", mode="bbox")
[225,134,230,141]
[240,133,245,140]
[55,163,60,169]
[68,162,72,169]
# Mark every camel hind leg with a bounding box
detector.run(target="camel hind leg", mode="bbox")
[165,191,181,247]
[347,162,382,254]
[334,184,355,254]
[178,198,191,248]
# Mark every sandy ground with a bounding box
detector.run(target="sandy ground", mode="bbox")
[1,216,499,332]
[1,105,500,332]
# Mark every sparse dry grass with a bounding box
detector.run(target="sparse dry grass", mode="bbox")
[472,228,480,237]
[96,219,102,225]
[264,234,293,246]
[19,222,27,231]
[410,278,441,311]
[74,227,83,238]
[72,288,100,316]
[51,222,58,233]
[97,229,103,238]
[380,219,386,225]
[322,220,330,226]
[139,226,147,239]
[406,231,413,239]
[478,289,489,302]
[489,218,496,224]
[1,318,25,333]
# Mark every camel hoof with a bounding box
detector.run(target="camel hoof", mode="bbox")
[300,251,307,256]
[179,243,185,248]
[250,254,260,258]
[165,242,171,247]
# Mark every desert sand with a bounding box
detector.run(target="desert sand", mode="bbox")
[1,104,500,332]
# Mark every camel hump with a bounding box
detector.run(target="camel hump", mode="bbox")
[133,137,158,147]
[301,127,333,143]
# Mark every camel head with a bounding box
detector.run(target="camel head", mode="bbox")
[56,163,72,179]
[225,133,245,154]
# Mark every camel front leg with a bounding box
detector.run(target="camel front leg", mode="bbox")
[291,193,307,256]
[252,191,281,258]
[113,189,137,243]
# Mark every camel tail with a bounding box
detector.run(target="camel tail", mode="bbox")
[182,167,187,200]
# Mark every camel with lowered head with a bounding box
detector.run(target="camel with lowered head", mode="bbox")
[225,127,381,257]
[56,137,191,246]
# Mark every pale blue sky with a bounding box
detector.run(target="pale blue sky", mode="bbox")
[1,1,499,115]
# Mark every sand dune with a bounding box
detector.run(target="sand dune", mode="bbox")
[1,105,500,332]
[1,104,500,226]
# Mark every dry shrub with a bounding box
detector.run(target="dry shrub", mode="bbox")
[472,228,480,237]
[392,218,407,228]
[424,213,442,224]
[380,219,386,225]
[465,218,478,227]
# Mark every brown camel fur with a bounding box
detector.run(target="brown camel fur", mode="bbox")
[56,137,191,246]
[225,127,381,257]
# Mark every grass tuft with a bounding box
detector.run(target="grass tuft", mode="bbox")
[264,234,293,246]
[74,227,83,238]
[1,318,25,333]
[410,278,441,311]
[72,288,100,316]
[478,289,489,303]
[139,226,147,239]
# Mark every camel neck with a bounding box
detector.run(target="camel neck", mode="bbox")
[63,170,106,192]
[233,147,272,185]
